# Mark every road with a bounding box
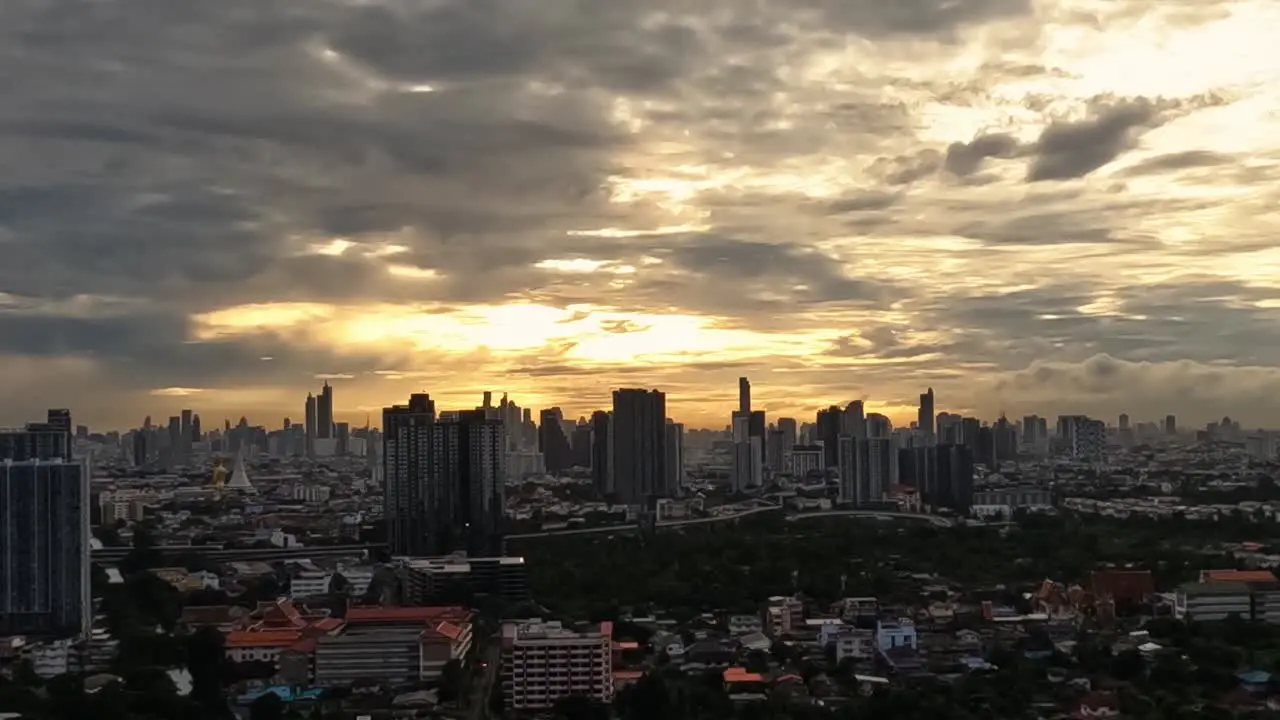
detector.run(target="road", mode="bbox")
[507,504,952,540]
[467,643,501,720]
[91,543,383,563]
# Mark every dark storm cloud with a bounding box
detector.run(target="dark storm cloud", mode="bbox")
[1025,95,1224,182]
[944,133,1021,176]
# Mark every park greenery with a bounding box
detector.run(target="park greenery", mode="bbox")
[514,512,1263,622]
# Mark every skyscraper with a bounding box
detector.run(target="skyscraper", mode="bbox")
[304,393,318,458]
[738,376,751,414]
[590,411,611,496]
[842,401,866,439]
[610,389,668,504]
[44,409,72,456]
[180,409,193,459]
[318,381,334,439]
[384,393,436,556]
[0,427,69,461]
[932,444,975,514]
[730,413,761,493]
[816,406,842,470]
[431,411,506,557]
[917,388,935,442]
[1165,414,1177,436]
[665,420,685,495]
[538,408,572,477]
[1,429,89,639]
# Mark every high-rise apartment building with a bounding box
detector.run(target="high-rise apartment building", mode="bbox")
[589,411,610,496]
[1,429,90,639]
[609,389,668,504]
[816,406,842,470]
[865,413,893,439]
[665,420,684,495]
[44,409,73,455]
[0,427,70,461]
[777,417,798,452]
[1165,415,1177,436]
[431,411,506,557]
[384,396,506,557]
[854,437,892,505]
[931,444,974,513]
[384,394,436,556]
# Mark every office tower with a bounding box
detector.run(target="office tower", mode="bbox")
[777,417,798,451]
[974,426,995,468]
[933,444,974,514]
[959,417,981,447]
[483,391,492,409]
[45,409,72,455]
[336,422,350,456]
[937,413,962,445]
[816,406,842,469]
[318,381,334,439]
[590,411,611,496]
[1118,413,1133,447]
[842,401,866,439]
[538,408,572,477]
[1021,415,1041,447]
[917,388,935,443]
[766,428,785,470]
[180,409,193,459]
[609,389,669,503]
[992,415,1016,464]
[191,414,202,442]
[738,376,751,414]
[304,393,318,458]
[384,393,436,556]
[0,435,90,638]
[165,416,181,466]
[1165,414,1177,436]
[570,420,592,469]
[131,431,147,467]
[665,420,685,494]
[854,437,892,506]
[865,413,893,439]
[748,410,766,463]
[1118,414,1130,431]
[431,411,506,557]
[730,414,761,493]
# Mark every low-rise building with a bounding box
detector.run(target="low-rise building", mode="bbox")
[1175,581,1251,622]
[501,619,613,710]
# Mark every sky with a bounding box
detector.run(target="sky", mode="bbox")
[2,0,1279,432]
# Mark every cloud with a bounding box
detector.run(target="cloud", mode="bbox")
[0,0,1277,429]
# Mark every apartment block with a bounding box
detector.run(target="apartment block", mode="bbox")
[501,620,613,710]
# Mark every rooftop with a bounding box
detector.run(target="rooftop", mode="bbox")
[345,606,469,625]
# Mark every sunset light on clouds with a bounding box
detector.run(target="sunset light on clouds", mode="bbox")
[1,0,1279,428]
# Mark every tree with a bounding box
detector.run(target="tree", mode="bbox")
[553,694,609,720]
[250,691,286,720]
[438,659,464,704]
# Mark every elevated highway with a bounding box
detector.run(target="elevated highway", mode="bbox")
[91,543,383,564]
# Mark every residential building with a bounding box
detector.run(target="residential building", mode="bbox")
[501,619,614,710]
[0,457,90,638]
[609,389,669,503]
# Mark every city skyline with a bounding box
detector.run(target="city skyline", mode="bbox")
[3,1,1280,429]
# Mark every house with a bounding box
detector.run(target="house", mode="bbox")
[1077,691,1120,719]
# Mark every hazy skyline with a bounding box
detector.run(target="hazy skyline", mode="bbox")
[2,0,1279,430]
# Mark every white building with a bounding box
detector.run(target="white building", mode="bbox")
[501,620,613,710]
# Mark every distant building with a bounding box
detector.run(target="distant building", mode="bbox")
[609,389,669,504]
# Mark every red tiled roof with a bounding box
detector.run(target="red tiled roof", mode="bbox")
[345,606,469,624]
[724,667,764,683]
[288,638,317,654]
[311,618,344,632]
[225,630,302,648]
[1201,570,1276,583]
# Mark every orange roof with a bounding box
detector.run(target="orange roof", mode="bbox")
[433,621,464,641]
[614,641,640,650]
[225,630,302,648]
[1202,570,1276,583]
[345,606,469,624]
[614,671,645,680]
[723,667,764,683]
